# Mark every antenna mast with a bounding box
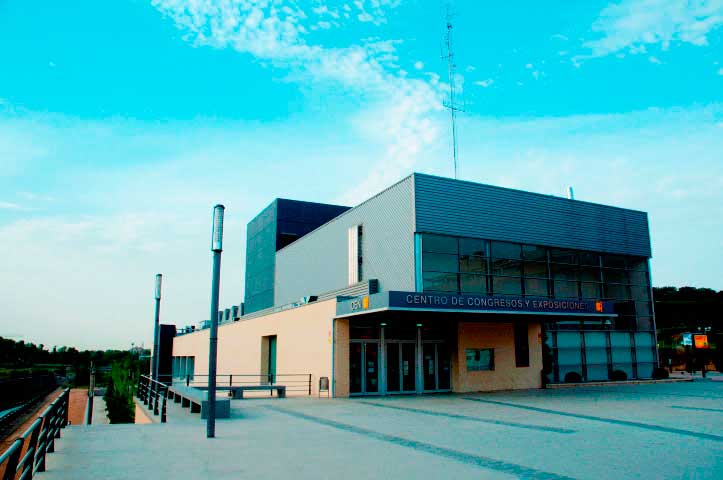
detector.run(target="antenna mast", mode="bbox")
[442,3,462,179]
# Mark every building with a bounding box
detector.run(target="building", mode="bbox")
[172,173,657,396]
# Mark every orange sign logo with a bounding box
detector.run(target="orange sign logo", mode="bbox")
[595,301,603,313]
[694,334,709,349]
[362,296,369,310]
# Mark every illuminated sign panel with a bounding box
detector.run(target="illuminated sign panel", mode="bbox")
[694,334,709,349]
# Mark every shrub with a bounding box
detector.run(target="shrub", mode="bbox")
[652,367,669,379]
[564,371,582,383]
[610,370,628,381]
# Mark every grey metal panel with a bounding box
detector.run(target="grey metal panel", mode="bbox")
[275,176,415,306]
[414,173,651,257]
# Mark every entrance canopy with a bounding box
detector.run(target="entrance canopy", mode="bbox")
[336,291,616,320]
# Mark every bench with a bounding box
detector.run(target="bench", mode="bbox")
[226,385,286,399]
[168,385,230,419]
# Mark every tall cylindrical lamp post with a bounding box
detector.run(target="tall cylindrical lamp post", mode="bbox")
[152,273,162,381]
[207,204,224,438]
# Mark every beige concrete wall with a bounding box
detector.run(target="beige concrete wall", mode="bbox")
[453,322,542,392]
[172,300,337,396]
[333,318,350,397]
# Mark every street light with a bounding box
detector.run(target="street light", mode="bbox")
[207,204,224,438]
[152,273,162,381]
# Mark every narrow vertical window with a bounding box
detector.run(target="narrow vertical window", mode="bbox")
[348,225,363,285]
[514,323,530,367]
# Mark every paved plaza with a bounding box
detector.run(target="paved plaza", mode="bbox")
[42,381,722,479]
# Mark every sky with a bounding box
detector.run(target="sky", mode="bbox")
[0,0,722,350]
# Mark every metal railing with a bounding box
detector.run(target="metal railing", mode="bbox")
[0,388,69,480]
[136,376,168,423]
[179,374,313,395]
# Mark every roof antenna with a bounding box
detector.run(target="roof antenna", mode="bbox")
[442,2,463,180]
[567,186,575,200]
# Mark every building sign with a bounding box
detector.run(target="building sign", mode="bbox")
[681,333,693,346]
[388,291,614,315]
[694,334,709,349]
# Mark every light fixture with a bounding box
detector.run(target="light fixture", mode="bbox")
[380,323,387,326]
[154,273,162,300]
[416,323,423,327]
[211,204,225,252]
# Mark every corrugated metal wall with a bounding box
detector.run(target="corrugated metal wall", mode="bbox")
[274,176,416,306]
[414,173,651,257]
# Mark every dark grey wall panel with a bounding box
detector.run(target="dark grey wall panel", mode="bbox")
[275,176,416,306]
[414,173,651,257]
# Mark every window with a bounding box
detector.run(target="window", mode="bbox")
[422,234,458,254]
[491,258,522,276]
[490,241,521,259]
[466,348,494,371]
[348,225,363,285]
[514,323,530,367]
[493,276,522,295]
[423,252,458,272]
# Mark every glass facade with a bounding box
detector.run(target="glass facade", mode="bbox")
[420,233,653,332]
[420,233,657,382]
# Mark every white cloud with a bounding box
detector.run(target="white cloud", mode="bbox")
[0,201,21,209]
[582,0,723,58]
[151,0,443,204]
[413,60,424,70]
[649,56,662,64]
[718,67,723,75]
[551,33,569,41]
[525,63,533,69]
[474,79,494,88]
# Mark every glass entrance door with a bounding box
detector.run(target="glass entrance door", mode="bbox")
[350,341,379,395]
[422,342,452,392]
[386,342,416,393]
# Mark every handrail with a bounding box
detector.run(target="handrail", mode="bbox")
[177,373,313,395]
[136,375,168,423]
[0,388,69,480]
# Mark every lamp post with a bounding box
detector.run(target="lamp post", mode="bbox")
[207,205,225,438]
[152,273,162,381]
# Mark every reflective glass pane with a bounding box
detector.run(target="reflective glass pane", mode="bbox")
[423,252,459,272]
[422,234,458,254]
[552,264,578,281]
[603,269,628,284]
[423,272,458,293]
[522,244,547,261]
[631,285,651,301]
[629,271,649,286]
[550,249,578,264]
[581,282,602,299]
[635,302,652,316]
[423,344,436,390]
[460,255,486,273]
[524,278,548,296]
[554,280,579,298]
[605,283,631,300]
[386,343,400,392]
[350,343,362,394]
[490,241,521,259]
[524,261,548,278]
[579,252,600,266]
[459,237,485,257]
[491,258,522,276]
[603,254,627,268]
[636,316,654,331]
[628,258,649,271]
[460,274,486,294]
[365,343,379,393]
[493,276,522,295]
[580,266,601,282]
[401,343,416,391]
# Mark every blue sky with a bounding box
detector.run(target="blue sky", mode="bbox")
[1,0,722,349]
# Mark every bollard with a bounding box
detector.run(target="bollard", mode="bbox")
[153,383,160,416]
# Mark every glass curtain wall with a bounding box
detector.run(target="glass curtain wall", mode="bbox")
[420,233,656,381]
